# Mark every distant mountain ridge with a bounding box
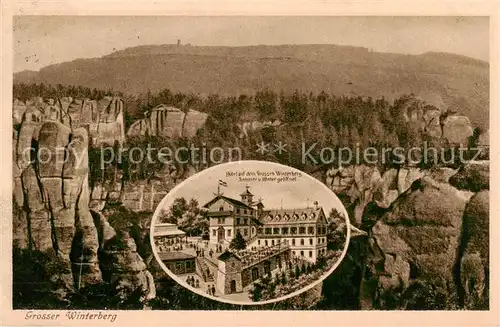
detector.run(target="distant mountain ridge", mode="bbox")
[14,44,489,129]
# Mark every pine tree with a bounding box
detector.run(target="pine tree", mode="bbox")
[281,271,287,285]
[250,282,263,302]
[301,263,307,274]
[294,265,301,278]
[229,230,247,250]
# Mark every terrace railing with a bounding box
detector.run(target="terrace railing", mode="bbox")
[239,240,290,268]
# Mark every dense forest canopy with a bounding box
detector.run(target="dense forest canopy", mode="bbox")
[14,83,485,180]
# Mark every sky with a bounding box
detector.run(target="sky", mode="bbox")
[152,161,348,225]
[13,16,489,72]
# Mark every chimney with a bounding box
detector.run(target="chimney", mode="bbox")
[177,39,181,45]
[313,201,319,210]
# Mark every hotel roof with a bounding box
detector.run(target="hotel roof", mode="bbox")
[217,250,242,262]
[154,229,186,237]
[158,252,195,261]
[260,207,325,224]
[203,195,253,210]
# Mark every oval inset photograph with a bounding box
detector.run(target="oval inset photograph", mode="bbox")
[150,160,350,305]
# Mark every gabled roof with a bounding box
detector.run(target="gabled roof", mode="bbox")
[217,250,242,262]
[203,195,253,210]
[259,207,326,224]
[240,189,253,196]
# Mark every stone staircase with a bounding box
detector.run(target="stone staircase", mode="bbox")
[196,257,214,282]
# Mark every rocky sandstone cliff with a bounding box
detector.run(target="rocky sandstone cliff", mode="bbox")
[127,104,208,139]
[356,161,489,309]
[398,95,475,145]
[12,113,155,303]
[13,96,126,146]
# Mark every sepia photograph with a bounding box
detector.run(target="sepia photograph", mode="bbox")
[150,161,350,304]
[6,10,494,323]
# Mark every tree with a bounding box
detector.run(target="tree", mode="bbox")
[281,271,287,285]
[316,255,327,270]
[250,282,263,302]
[170,197,189,221]
[301,263,307,275]
[229,230,247,250]
[255,89,278,119]
[294,265,301,278]
[283,90,308,123]
[327,208,347,250]
[288,266,295,279]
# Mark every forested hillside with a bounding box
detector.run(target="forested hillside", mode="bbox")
[14,44,489,130]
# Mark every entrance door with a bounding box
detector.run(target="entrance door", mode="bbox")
[264,261,271,275]
[230,280,237,293]
[251,267,259,281]
[217,227,225,242]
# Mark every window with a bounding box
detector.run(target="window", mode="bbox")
[265,240,268,246]
[317,227,321,234]
[265,228,272,235]
[308,226,314,234]
[236,218,241,225]
[213,230,216,236]
[186,261,191,269]
[258,228,263,234]
[244,210,247,214]
[258,240,261,245]
[244,218,248,225]
[227,229,231,237]
[299,227,306,234]
[300,239,304,245]
[273,228,280,234]
[300,251,304,256]
[292,239,296,245]
[282,227,289,234]
[272,240,275,245]
[244,229,248,236]
[219,206,224,211]
[236,208,240,213]
[309,251,312,257]
[176,262,182,271]
[291,227,297,235]
[222,218,225,224]
[309,238,313,245]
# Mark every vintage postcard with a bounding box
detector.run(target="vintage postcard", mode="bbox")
[1,1,499,326]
